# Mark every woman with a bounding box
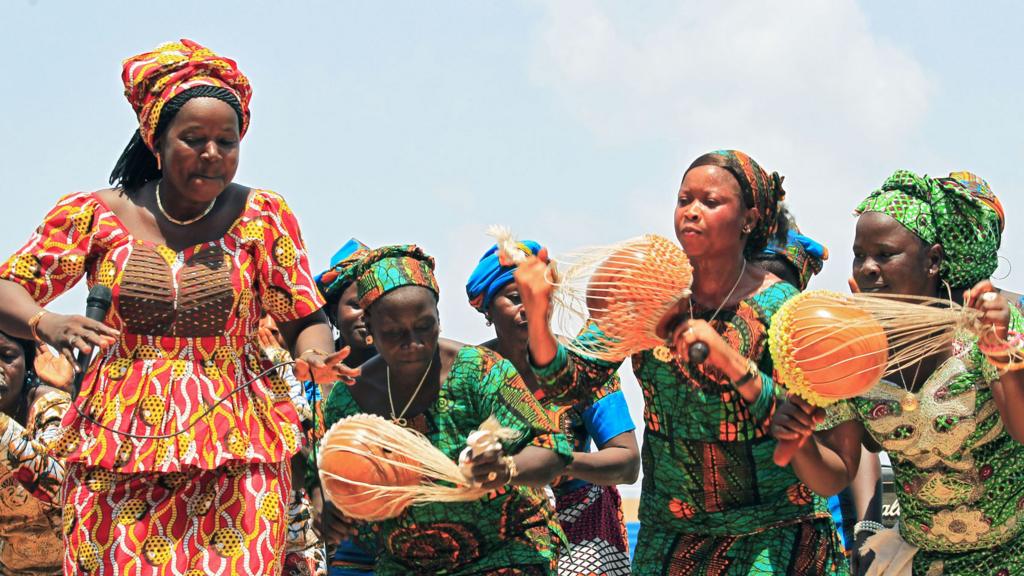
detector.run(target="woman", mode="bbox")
[0,39,353,574]
[467,240,639,575]
[515,150,847,574]
[0,331,68,575]
[322,245,573,575]
[772,170,1024,575]
[314,238,378,575]
[753,224,885,570]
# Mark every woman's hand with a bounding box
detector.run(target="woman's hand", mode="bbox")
[34,312,119,371]
[293,346,360,385]
[966,280,1011,344]
[671,319,742,372]
[465,444,514,491]
[511,248,556,321]
[771,393,825,441]
[33,345,75,392]
[771,393,825,466]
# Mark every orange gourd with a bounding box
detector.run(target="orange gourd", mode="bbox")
[770,291,889,406]
[319,420,421,521]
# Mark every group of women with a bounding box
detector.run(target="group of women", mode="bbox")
[0,38,1019,576]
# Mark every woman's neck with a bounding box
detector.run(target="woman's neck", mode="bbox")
[690,251,748,307]
[338,339,377,367]
[491,336,538,391]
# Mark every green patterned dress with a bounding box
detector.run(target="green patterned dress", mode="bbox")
[822,310,1024,576]
[534,281,847,575]
[323,345,573,575]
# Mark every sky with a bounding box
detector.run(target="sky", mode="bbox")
[2,1,1022,496]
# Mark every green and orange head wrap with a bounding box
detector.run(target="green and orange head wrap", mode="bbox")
[121,39,253,151]
[354,245,440,309]
[855,170,1004,289]
[686,149,787,256]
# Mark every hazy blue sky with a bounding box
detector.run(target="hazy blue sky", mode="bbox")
[3,1,1022,494]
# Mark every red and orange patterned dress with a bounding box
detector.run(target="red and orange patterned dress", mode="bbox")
[0,189,325,575]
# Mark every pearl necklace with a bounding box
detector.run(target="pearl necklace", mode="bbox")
[155,181,217,226]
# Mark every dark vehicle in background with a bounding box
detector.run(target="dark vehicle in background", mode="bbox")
[881,460,900,527]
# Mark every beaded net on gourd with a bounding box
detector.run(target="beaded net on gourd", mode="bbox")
[490,227,694,361]
[769,290,1020,407]
[318,414,516,521]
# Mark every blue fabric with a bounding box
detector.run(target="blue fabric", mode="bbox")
[315,237,371,293]
[764,230,826,260]
[827,494,848,551]
[329,539,376,575]
[466,240,542,313]
[581,390,635,447]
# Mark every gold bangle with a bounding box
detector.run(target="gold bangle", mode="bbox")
[503,455,518,483]
[28,310,48,344]
[298,348,330,359]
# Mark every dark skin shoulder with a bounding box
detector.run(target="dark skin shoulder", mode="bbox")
[95,183,251,252]
[347,337,464,418]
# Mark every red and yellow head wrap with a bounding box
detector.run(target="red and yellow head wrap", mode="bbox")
[121,39,252,151]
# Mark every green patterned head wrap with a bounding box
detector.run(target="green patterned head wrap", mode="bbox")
[855,170,1004,288]
[354,245,439,309]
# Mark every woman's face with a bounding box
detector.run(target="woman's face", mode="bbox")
[487,283,527,348]
[852,211,941,297]
[334,282,370,350]
[157,97,240,204]
[674,165,756,258]
[0,333,27,415]
[365,286,440,372]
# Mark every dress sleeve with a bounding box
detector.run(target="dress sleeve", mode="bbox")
[580,376,635,447]
[531,322,624,406]
[475,350,574,463]
[0,193,102,305]
[819,400,858,431]
[0,388,69,504]
[249,191,326,323]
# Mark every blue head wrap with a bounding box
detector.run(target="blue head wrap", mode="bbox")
[315,238,371,299]
[466,240,542,313]
[759,230,827,291]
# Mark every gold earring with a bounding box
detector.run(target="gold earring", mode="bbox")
[365,335,374,345]
[156,154,162,171]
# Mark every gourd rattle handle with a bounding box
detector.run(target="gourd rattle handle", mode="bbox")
[773,437,803,467]
[688,342,709,364]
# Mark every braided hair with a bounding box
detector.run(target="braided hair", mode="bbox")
[109,85,244,194]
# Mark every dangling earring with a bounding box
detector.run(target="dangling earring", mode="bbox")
[156,153,162,171]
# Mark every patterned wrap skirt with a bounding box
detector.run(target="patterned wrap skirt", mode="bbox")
[554,483,631,576]
[62,461,290,575]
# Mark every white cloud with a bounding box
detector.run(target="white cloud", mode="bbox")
[529,0,933,292]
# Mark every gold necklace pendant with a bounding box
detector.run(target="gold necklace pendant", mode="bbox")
[392,417,408,427]
[900,391,919,412]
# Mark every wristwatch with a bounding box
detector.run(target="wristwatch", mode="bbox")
[732,358,759,388]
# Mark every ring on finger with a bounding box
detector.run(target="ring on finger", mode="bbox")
[982,292,998,302]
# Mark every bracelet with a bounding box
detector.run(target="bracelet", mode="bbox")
[28,310,49,344]
[979,331,1024,358]
[502,455,518,483]
[298,348,330,359]
[986,354,1024,373]
[732,359,759,388]
[853,520,885,540]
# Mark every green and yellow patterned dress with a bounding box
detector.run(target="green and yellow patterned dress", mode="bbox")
[323,345,573,575]
[534,281,847,575]
[822,311,1024,575]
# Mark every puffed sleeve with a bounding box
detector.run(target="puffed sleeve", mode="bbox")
[248,191,326,323]
[0,193,104,305]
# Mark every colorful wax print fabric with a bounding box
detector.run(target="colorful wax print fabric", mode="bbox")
[823,307,1024,575]
[0,188,325,574]
[534,280,847,575]
[0,388,68,575]
[323,345,572,575]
